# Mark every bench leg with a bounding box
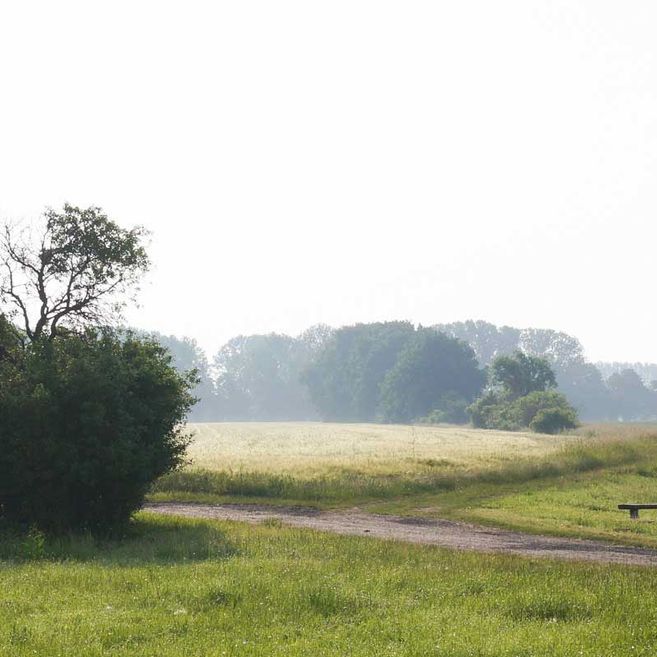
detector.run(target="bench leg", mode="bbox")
[630,509,639,519]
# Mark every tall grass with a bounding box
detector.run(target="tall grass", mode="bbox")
[184,421,577,474]
[152,432,657,505]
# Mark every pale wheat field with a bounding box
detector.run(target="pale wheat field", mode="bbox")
[184,422,579,475]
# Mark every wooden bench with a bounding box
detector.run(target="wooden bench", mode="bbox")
[618,503,657,519]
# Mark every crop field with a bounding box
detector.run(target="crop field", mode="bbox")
[3,513,657,656]
[153,422,584,508]
[152,422,657,547]
[184,421,578,474]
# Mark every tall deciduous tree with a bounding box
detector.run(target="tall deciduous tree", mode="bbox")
[214,333,320,420]
[435,320,520,366]
[303,321,416,421]
[0,204,149,341]
[0,205,194,533]
[608,369,657,421]
[489,350,556,400]
[380,329,485,423]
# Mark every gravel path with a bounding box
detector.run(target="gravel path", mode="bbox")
[146,502,657,566]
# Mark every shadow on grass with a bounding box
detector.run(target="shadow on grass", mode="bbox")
[0,513,238,565]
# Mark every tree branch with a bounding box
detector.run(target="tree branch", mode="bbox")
[2,261,34,339]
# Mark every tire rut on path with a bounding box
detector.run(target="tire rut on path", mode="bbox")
[145,502,657,566]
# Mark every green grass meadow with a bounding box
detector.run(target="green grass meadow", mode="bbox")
[3,512,657,656]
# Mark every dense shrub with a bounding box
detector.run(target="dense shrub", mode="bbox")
[468,352,579,433]
[0,329,195,533]
[469,389,578,433]
[529,407,579,434]
[419,393,471,425]
[514,391,575,427]
[468,393,522,431]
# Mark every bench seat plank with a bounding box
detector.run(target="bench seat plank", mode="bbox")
[618,503,657,519]
[618,504,657,509]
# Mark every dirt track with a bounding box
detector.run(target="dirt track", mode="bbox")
[146,502,657,566]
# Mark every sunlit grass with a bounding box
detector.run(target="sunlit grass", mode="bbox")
[3,513,657,656]
[152,422,657,547]
[153,422,582,506]
[152,435,642,504]
[360,426,657,547]
[430,470,657,547]
[156,422,644,507]
[165,421,582,504]
[185,421,578,475]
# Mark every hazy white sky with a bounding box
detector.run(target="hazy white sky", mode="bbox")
[1,1,655,362]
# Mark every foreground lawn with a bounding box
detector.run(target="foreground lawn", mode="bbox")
[2,513,657,656]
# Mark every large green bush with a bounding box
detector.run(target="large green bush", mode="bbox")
[514,390,576,427]
[469,389,578,433]
[468,392,523,431]
[0,327,195,533]
[468,351,579,433]
[529,407,579,434]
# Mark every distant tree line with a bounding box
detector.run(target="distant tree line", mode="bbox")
[596,362,657,390]
[153,319,657,424]
[304,322,484,423]
[437,321,657,422]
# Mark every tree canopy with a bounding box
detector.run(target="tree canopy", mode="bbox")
[607,369,657,421]
[490,351,557,400]
[380,329,485,423]
[437,320,621,420]
[303,322,416,421]
[213,329,331,420]
[0,204,149,341]
[147,332,215,421]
